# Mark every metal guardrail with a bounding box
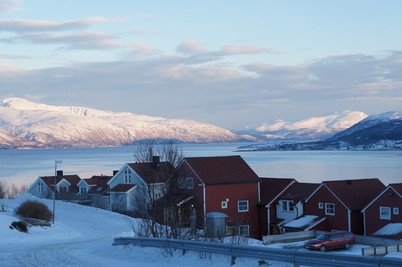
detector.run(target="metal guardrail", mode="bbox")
[113,237,402,267]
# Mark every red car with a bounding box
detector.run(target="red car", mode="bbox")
[304,231,356,252]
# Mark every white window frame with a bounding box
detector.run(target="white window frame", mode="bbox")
[186,177,194,189]
[80,187,87,195]
[38,181,43,193]
[221,201,228,209]
[281,200,294,212]
[380,206,391,220]
[238,225,250,236]
[238,200,249,212]
[325,203,335,216]
[318,202,324,209]
[394,207,399,215]
[124,169,132,184]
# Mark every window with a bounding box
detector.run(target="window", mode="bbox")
[178,177,185,188]
[380,206,391,220]
[238,225,249,236]
[38,182,43,193]
[124,169,132,183]
[186,177,194,189]
[221,201,228,209]
[238,200,249,212]
[318,202,324,209]
[80,187,87,195]
[281,200,294,212]
[59,186,67,193]
[325,203,335,215]
[394,207,399,215]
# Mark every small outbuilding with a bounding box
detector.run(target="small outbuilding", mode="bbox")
[205,212,227,238]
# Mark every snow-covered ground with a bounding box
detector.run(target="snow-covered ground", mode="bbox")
[1,194,402,267]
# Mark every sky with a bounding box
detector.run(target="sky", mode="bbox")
[1,0,402,129]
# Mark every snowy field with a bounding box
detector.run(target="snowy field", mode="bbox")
[1,195,402,267]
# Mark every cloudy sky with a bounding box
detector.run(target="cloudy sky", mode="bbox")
[1,0,402,129]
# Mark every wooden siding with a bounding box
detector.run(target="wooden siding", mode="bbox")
[305,186,349,232]
[365,187,402,236]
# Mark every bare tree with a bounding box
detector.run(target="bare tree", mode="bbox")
[0,181,8,199]
[131,140,187,239]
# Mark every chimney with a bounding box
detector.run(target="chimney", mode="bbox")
[152,156,160,169]
[113,170,119,176]
[57,170,63,177]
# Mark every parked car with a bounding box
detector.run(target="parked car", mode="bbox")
[304,231,356,252]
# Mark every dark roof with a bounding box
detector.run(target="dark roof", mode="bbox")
[85,175,112,195]
[108,184,136,193]
[390,183,402,196]
[183,156,259,185]
[279,182,320,203]
[40,174,81,193]
[259,177,295,204]
[128,162,174,184]
[323,178,386,211]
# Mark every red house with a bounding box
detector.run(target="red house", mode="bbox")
[258,177,295,237]
[304,178,385,235]
[361,183,402,238]
[175,155,260,238]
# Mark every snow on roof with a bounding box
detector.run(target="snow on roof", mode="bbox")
[284,215,318,228]
[374,223,402,236]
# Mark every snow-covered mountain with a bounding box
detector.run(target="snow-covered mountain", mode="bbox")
[250,111,402,151]
[237,111,368,141]
[0,98,240,148]
[330,111,402,140]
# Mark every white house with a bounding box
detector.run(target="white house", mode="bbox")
[28,170,81,199]
[275,182,320,231]
[107,157,174,212]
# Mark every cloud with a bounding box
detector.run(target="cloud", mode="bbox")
[176,40,207,55]
[2,31,121,50]
[221,45,271,55]
[0,17,111,32]
[0,0,19,13]
[176,40,270,59]
[1,51,402,129]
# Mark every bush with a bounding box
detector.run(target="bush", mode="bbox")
[14,200,52,222]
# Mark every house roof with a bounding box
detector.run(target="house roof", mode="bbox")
[182,155,259,185]
[85,175,112,195]
[361,184,402,212]
[127,162,174,184]
[259,177,295,205]
[390,183,402,195]
[40,174,81,193]
[279,182,320,203]
[108,184,136,193]
[373,223,402,240]
[322,178,386,211]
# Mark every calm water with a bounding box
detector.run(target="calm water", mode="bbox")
[1,143,402,186]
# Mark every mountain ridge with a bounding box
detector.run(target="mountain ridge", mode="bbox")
[0,98,240,148]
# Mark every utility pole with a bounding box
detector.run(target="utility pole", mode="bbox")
[52,160,62,225]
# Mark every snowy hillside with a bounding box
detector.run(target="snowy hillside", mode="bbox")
[237,111,367,141]
[0,98,240,148]
[0,194,278,267]
[2,194,401,266]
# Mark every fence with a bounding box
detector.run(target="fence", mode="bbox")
[113,237,402,267]
[362,245,402,256]
[262,231,316,244]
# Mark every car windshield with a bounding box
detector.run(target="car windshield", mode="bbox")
[316,234,330,241]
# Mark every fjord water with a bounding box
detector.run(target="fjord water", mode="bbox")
[1,143,402,186]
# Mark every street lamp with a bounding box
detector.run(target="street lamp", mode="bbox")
[52,160,62,224]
